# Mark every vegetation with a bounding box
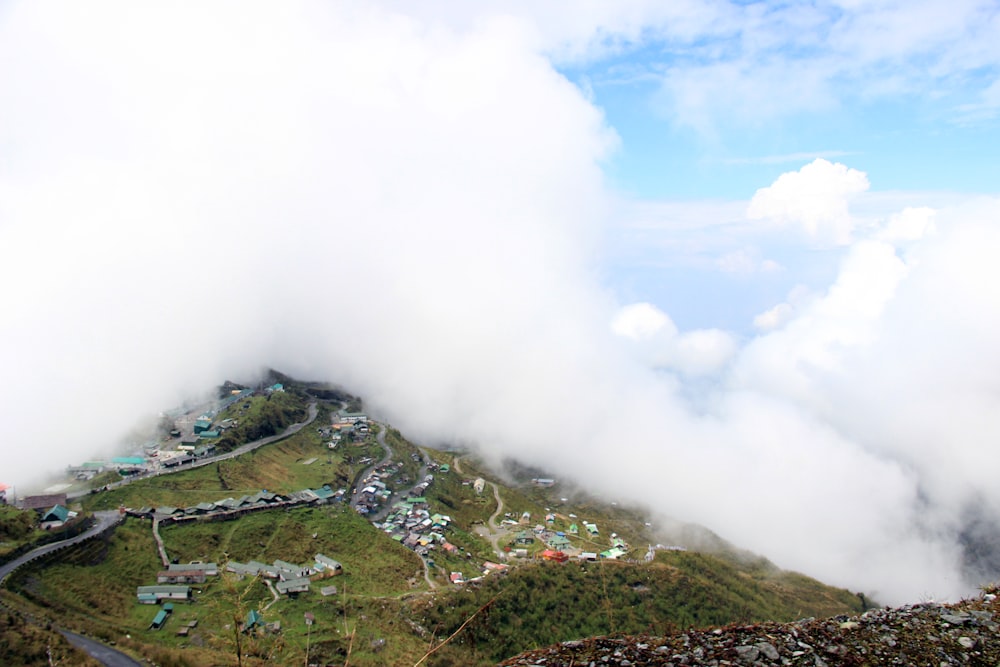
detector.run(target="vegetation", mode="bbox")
[418,552,865,664]
[213,391,308,454]
[0,609,102,667]
[3,396,868,667]
[0,504,40,552]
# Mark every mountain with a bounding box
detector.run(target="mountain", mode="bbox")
[0,377,874,666]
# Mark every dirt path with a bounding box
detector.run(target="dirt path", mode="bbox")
[263,579,281,611]
[421,556,438,589]
[151,517,170,567]
[454,456,510,558]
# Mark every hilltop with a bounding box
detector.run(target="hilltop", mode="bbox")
[0,375,875,666]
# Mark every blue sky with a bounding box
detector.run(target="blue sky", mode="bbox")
[547,1,1000,200]
[540,2,1000,331]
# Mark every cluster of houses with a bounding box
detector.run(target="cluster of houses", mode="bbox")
[137,555,344,607]
[15,493,78,530]
[378,498,455,557]
[127,485,345,523]
[318,411,371,449]
[448,560,508,585]
[137,562,220,604]
[503,513,643,562]
[226,553,343,596]
[354,463,401,515]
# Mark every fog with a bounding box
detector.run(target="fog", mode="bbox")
[2,2,999,604]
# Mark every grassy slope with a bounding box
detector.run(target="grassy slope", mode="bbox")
[0,504,46,559]
[0,609,103,667]
[7,416,865,667]
[417,552,864,665]
[80,417,377,513]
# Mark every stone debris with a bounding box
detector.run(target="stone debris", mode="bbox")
[500,586,1000,666]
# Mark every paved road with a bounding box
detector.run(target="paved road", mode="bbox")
[350,423,397,519]
[60,630,144,667]
[0,511,143,667]
[0,510,122,585]
[68,402,319,500]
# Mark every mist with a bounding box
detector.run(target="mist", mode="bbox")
[2,1,999,605]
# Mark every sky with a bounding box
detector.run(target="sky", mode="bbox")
[1,0,999,605]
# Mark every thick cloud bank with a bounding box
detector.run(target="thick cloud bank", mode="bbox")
[2,2,999,605]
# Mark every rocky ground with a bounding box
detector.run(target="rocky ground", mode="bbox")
[500,586,1000,666]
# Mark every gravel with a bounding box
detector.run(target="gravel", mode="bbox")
[500,586,1000,666]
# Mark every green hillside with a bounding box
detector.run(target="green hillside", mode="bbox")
[1,378,868,666]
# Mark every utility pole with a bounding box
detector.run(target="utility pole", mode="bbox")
[304,612,314,667]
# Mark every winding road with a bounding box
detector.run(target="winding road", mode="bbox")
[4,405,321,666]
[68,402,319,500]
[0,510,123,585]
[0,511,146,666]
[59,630,143,667]
[453,456,509,559]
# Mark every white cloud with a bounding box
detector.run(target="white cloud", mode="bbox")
[612,302,736,376]
[716,248,782,274]
[747,158,871,245]
[611,302,678,340]
[3,0,1000,608]
[753,302,794,331]
[878,206,937,243]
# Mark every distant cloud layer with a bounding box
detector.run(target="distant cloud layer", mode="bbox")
[2,1,999,607]
[748,159,871,245]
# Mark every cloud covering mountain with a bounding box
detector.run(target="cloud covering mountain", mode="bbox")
[1,1,999,605]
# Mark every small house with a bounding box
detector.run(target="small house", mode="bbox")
[157,570,207,585]
[514,531,535,545]
[314,554,343,574]
[547,534,571,550]
[245,609,264,633]
[41,504,71,525]
[150,609,168,630]
[276,577,311,595]
[136,586,191,603]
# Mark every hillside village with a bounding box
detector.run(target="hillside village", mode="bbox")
[0,379,882,666]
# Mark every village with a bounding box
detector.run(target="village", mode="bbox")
[1,396,683,642]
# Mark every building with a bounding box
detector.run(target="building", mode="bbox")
[540,550,569,563]
[337,411,368,424]
[40,504,76,529]
[150,609,169,630]
[157,569,207,584]
[600,547,628,560]
[245,609,264,632]
[168,562,218,576]
[136,586,191,604]
[193,419,212,434]
[314,554,343,574]
[111,456,147,470]
[547,534,571,550]
[19,493,67,511]
[514,530,535,545]
[276,577,310,595]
